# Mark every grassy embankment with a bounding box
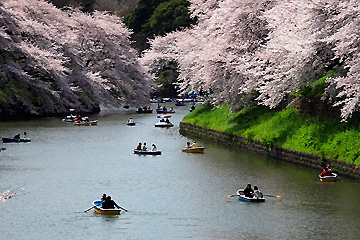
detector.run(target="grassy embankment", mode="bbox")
[183,103,360,165]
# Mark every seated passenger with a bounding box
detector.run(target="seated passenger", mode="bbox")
[190,140,199,148]
[253,186,263,199]
[151,144,157,151]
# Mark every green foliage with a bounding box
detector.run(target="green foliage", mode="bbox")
[183,103,360,164]
[0,89,8,103]
[297,70,335,97]
[155,70,172,86]
[124,0,194,51]
[149,0,193,36]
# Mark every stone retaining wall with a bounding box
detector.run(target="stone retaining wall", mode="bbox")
[179,121,360,180]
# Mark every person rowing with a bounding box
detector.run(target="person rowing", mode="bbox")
[242,183,254,198]
[102,196,120,209]
[320,165,332,177]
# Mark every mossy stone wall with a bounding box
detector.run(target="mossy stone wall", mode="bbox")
[180,121,360,180]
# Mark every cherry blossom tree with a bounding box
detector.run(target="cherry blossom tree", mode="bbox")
[142,0,360,120]
[0,0,151,116]
[323,0,360,120]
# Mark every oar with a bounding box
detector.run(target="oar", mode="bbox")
[263,194,283,199]
[118,206,128,212]
[84,202,101,213]
[226,194,239,198]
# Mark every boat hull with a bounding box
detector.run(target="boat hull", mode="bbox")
[175,102,186,106]
[2,138,31,143]
[156,110,175,114]
[182,147,205,153]
[134,150,162,155]
[93,200,121,215]
[319,173,337,182]
[155,122,174,127]
[127,122,135,126]
[74,120,98,126]
[136,110,153,114]
[237,191,265,202]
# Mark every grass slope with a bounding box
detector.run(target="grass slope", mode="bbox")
[183,104,360,165]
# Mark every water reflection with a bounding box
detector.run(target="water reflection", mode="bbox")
[0,104,359,239]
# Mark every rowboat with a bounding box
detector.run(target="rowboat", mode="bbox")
[155,115,173,127]
[175,102,186,106]
[133,150,162,155]
[319,173,337,182]
[127,118,135,126]
[74,120,98,126]
[92,200,121,215]
[236,190,265,202]
[136,109,153,114]
[2,138,31,143]
[156,109,175,114]
[155,121,174,127]
[182,147,205,153]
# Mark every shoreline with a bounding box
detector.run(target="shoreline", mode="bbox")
[179,121,360,180]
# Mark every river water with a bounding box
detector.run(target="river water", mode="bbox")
[0,103,359,240]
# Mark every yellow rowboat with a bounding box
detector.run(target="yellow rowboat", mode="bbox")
[319,173,337,182]
[181,147,205,153]
[92,200,121,215]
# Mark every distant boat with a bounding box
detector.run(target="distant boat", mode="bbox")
[92,200,121,215]
[156,109,175,114]
[127,118,135,126]
[182,147,205,153]
[133,150,162,155]
[2,138,31,143]
[319,173,337,182]
[136,109,153,114]
[175,102,186,106]
[236,190,265,202]
[74,120,98,126]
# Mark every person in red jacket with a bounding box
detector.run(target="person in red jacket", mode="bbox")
[320,165,332,177]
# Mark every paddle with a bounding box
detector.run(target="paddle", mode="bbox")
[263,194,283,199]
[118,206,128,212]
[84,202,101,213]
[226,191,282,199]
[226,191,244,198]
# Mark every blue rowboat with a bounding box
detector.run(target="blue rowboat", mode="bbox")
[175,102,186,106]
[133,150,162,155]
[237,190,265,202]
[2,138,31,143]
[93,200,121,215]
